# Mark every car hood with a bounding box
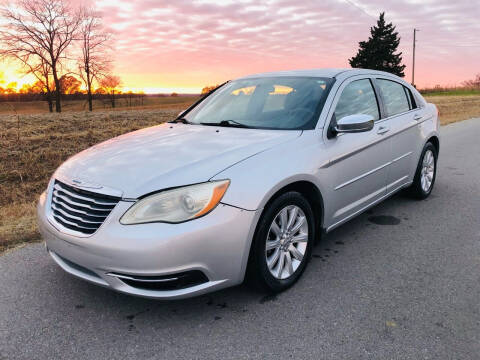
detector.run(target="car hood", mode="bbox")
[54,123,301,199]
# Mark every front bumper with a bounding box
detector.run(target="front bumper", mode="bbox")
[37,191,259,299]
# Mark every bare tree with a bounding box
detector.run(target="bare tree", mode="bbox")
[30,58,55,112]
[462,74,480,88]
[77,7,111,111]
[7,55,54,111]
[35,58,55,112]
[0,0,81,112]
[99,75,122,108]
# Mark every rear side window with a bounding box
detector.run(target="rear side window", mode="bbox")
[334,79,380,122]
[377,79,410,116]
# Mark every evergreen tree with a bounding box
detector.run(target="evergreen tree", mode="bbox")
[349,12,406,77]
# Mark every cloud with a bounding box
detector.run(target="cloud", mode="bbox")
[97,0,480,91]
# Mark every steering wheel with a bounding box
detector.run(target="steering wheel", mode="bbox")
[288,107,315,120]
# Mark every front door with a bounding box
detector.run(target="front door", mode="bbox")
[322,77,391,230]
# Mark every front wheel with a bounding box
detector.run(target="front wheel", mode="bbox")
[246,191,315,293]
[407,142,438,199]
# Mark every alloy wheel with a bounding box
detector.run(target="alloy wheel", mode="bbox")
[421,149,435,193]
[265,205,308,280]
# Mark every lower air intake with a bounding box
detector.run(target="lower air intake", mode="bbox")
[112,271,209,291]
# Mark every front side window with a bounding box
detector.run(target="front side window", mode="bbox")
[377,79,410,116]
[334,79,380,122]
[184,77,334,130]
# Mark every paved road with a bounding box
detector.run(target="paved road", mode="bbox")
[1,118,480,360]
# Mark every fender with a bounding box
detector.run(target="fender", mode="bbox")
[211,131,330,215]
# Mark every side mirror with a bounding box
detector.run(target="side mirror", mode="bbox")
[335,114,374,134]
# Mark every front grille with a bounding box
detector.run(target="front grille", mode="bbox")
[50,180,120,235]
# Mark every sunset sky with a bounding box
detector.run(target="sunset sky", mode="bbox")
[1,0,479,93]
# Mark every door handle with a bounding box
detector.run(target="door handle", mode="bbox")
[377,126,390,135]
[413,113,423,121]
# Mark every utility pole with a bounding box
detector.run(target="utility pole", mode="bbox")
[412,28,419,87]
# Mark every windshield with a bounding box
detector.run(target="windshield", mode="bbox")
[183,76,334,130]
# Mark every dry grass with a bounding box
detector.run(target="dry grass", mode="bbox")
[425,95,480,125]
[0,97,197,252]
[0,94,479,252]
[0,95,198,114]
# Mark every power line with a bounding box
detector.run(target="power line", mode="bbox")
[343,0,376,20]
[343,1,480,48]
[420,44,480,48]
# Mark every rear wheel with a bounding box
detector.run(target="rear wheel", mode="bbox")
[246,191,315,293]
[407,142,437,199]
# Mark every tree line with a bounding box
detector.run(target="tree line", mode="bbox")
[0,83,146,110]
[0,74,121,95]
[0,0,122,112]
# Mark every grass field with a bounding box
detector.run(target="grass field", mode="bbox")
[0,96,198,251]
[1,94,479,252]
[421,88,480,97]
[0,95,198,114]
[424,94,480,125]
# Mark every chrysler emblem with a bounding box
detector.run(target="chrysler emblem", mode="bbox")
[70,179,102,189]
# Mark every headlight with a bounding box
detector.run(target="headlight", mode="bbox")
[120,180,230,224]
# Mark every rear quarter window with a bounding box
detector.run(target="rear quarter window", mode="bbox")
[403,86,417,109]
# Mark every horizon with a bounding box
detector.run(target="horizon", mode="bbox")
[1,0,479,94]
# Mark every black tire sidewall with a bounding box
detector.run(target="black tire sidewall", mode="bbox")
[248,191,315,293]
[412,142,438,199]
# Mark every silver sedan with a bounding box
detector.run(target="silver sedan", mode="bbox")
[37,68,440,299]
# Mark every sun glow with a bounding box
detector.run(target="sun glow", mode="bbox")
[0,63,203,94]
[1,0,479,93]
[0,64,37,91]
[122,86,202,94]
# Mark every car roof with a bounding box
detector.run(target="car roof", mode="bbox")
[237,68,399,80]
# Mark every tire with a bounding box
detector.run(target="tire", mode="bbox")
[407,142,438,199]
[246,191,315,293]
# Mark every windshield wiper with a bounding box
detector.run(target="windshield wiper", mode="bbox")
[200,120,252,128]
[169,117,191,124]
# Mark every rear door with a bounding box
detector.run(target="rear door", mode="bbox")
[375,78,425,192]
[322,76,391,230]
